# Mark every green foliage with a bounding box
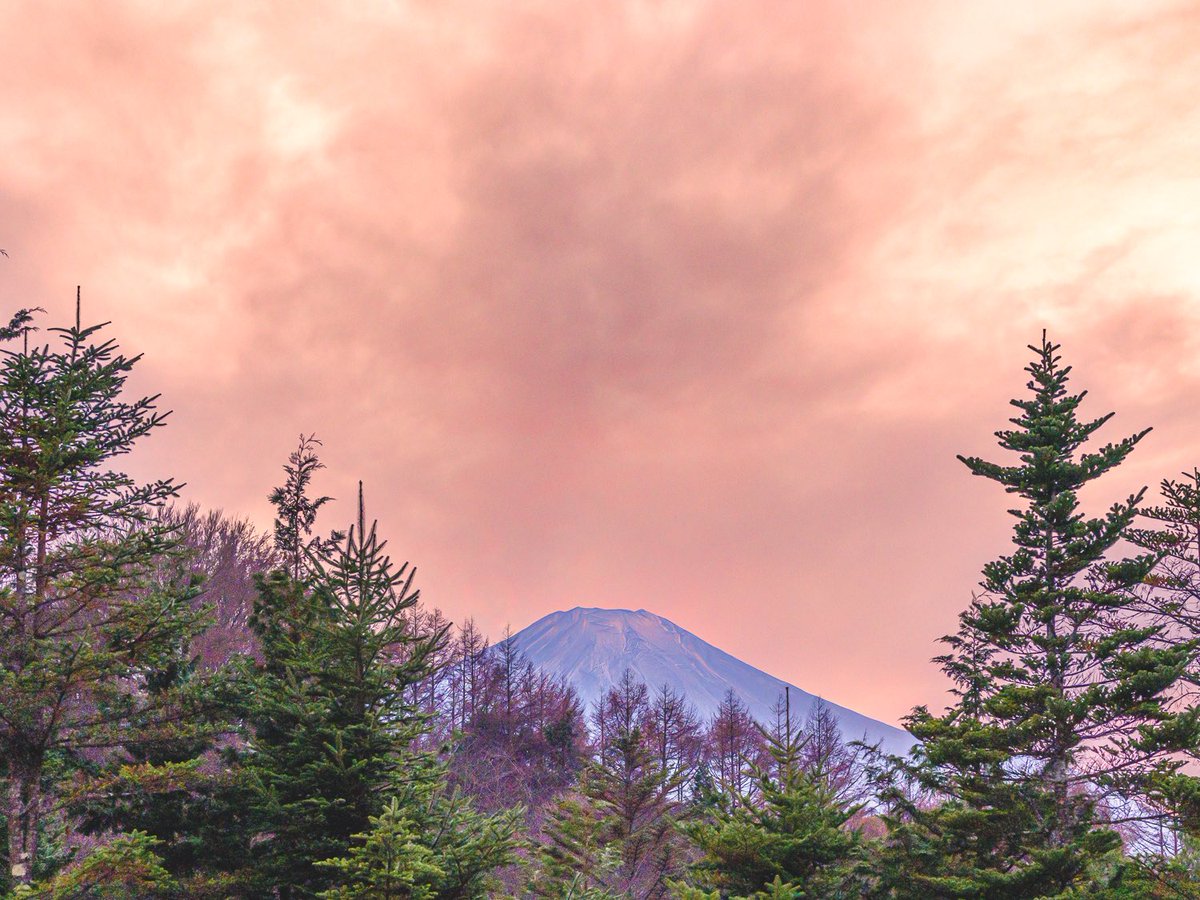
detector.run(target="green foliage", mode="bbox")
[533,788,618,898]
[681,699,860,898]
[873,334,1200,897]
[243,514,440,892]
[65,565,258,894]
[533,726,686,899]
[317,796,444,900]
[268,434,341,582]
[10,305,1200,897]
[240,467,518,896]
[316,773,521,899]
[33,831,176,899]
[1129,469,1200,849]
[0,302,204,889]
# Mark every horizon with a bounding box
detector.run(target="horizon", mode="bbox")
[5,1,1200,729]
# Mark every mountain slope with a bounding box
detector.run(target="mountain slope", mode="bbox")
[506,607,915,756]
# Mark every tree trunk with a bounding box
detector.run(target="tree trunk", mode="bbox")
[1045,527,1070,848]
[6,763,40,887]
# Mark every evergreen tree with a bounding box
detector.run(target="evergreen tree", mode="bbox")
[876,334,1200,897]
[244,482,439,895]
[0,301,204,889]
[1127,469,1200,858]
[316,759,521,900]
[683,691,862,898]
[244,472,519,897]
[533,785,619,899]
[37,830,178,898]
[533,698,686,898]
[68,628,258,897]
[268,434,340,581]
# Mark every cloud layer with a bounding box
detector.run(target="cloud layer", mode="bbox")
[4,0,1200,722]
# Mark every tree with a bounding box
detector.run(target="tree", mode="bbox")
[591,669,651,762]
[268,434,341,582]
[877,333,1200,896]
[532,728,685,899]
[241,469,527,897]
[316,763,521,900]
[645,684,703,803]
[683,690,862,898]
[67,613,258,896]
[244,481,443,896]
[156,503,276,666]
[707,690,765,806]
[796,699,867,811]
[0,301,204,888]
[37,830,178,898]
[1126,469,1200,855]
[446,640,586,815]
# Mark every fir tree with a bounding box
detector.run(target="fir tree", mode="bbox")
[245,473,513,896]
[0,300,204,889]
[38,830,178,898]
[68,623,258,897]
[316,759,521,900]
[1127,469,1200,858]
[876,334,1200,896]
[533,698,686,899]
[682,690,862,898]
[268,434,340,581]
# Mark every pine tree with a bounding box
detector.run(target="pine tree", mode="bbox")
[244,471,521,897]
[316,759,521,900]
[876,334,1200,896]
[533,680,686,899]
[1127,469,1200,859]
[0,301,204,889]
[683,690,862,898]
[268,434,341,581]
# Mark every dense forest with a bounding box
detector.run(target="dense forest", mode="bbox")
[4,301,1200,899]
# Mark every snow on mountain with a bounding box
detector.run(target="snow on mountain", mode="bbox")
[505,607,915,757]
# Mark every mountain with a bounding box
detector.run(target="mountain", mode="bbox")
[505,607,915,757]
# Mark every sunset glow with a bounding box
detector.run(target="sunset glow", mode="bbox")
[5,0,1200,726]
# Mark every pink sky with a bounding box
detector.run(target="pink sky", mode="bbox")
[4,1,1200,726]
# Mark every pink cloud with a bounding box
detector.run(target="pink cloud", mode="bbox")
[3,0,1200,723]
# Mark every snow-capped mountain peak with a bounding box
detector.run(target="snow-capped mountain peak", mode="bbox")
[505,607,914,756]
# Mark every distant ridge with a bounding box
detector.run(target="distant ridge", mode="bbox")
[505,607,915,756]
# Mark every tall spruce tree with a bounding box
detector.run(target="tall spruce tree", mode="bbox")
[245,482,441,896]
[246,469,517,897]
[876,334,1200,897]
[0,301,203,889]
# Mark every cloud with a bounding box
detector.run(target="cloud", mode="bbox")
[3,0,1200,723]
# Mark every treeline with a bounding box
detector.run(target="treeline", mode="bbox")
[4,306,1200,897]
